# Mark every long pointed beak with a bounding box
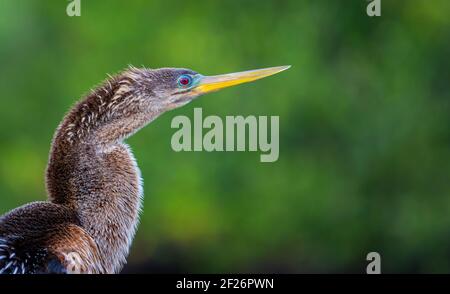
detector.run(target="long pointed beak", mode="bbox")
[193,65,291,95]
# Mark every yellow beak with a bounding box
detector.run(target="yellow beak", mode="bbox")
[193,65,291,95]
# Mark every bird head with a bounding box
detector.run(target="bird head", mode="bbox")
[124,65,291,112]
[77,65,290,143]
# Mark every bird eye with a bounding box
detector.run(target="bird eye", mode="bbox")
[177,75,193,87]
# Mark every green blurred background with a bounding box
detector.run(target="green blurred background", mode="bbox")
[0,0,449,273]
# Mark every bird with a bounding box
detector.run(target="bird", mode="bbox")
[0,65,290,274]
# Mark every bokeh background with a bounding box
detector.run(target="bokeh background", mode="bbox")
[0,0,449,273]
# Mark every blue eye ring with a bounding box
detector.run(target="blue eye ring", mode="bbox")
[177,75,193,88]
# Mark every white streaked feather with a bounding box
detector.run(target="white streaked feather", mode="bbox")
[0,261,13,274]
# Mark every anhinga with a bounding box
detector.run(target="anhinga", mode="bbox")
[0,65,289,274]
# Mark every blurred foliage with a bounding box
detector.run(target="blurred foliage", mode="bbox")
[0,0,449,273]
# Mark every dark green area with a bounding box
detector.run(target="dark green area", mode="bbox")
[0,0,449,273]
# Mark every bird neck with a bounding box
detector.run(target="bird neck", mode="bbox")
[59,71,161,146]
[45,72,160,273]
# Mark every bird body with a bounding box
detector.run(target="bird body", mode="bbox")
[0,65,289,274]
